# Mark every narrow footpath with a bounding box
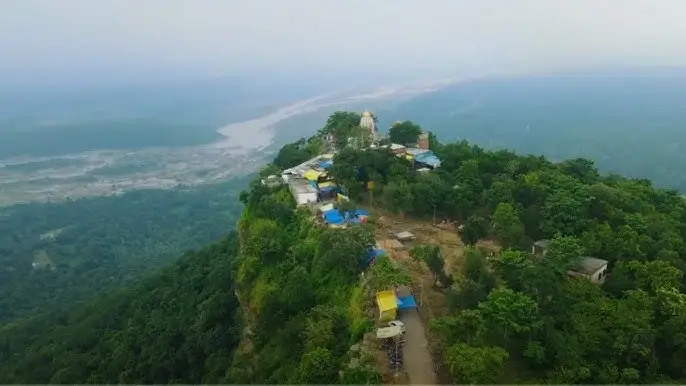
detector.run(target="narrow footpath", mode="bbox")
[397,286,437,384]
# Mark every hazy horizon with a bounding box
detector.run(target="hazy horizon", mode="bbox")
[2,0,686,88]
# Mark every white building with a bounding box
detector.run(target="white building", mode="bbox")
[567,257,609,284]
[287,178,318,206]
[261,175,282,188]
[532,240,609,284]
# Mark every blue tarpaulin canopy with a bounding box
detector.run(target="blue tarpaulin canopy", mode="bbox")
[319,160,333,169]
[396,295,418,309]
[342,209,369,219]
[323,209,344,224]
[355,208,370,217]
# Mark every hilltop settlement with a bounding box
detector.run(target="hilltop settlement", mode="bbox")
[2,110,686,385]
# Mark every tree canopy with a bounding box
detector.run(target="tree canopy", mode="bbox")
[0,178,246,322]
[388,120,422,146]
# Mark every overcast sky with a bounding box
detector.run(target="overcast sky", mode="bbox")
[1,0,685,85]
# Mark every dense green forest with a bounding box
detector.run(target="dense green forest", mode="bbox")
[3,109,686,384]
[0,235,242,384]
[382,69,686,191]
[0,170,383,384]
[0,178,246,322]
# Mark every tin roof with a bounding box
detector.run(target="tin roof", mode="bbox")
[571,257,608,275]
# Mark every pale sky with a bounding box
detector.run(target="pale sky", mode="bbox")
[1,0,686,85]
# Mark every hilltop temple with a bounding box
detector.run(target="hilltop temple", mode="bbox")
[360,110,380,143]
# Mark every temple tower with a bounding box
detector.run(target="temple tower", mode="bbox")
[360,110,380,142]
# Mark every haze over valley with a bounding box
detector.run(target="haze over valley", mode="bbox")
[0,80,450,206]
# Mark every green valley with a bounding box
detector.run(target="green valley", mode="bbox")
[0,178,246,322]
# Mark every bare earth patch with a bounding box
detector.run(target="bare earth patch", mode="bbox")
[368,209,473,384]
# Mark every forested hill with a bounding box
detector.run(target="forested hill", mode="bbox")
[381,70,686,191]
[0,235,242,384]
[3,111,686,384]
[0,179,246,323]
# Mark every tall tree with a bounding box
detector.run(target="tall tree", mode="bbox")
[410,244,450,286]
[492,202,526,249]
[459,215,490,245]
[382,180,414,217]
[388,121,422,146]
[478,288,542,344]
[444,343,509,384]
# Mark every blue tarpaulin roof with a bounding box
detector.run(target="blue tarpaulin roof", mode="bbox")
[319,186,336,193]
[323,210,344,224]
[323,207,369,226]
[396,295,418,309]
[414,151,441,168]
[319,161,333,169]
[363,248,386,266]
[416,155,441,168]
[355,208,370,217]
[342,209,369,219]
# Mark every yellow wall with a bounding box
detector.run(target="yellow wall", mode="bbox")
[376,290,398,321]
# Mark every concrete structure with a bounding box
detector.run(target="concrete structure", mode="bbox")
[360,110,380,143]
[531,240,609,284]
[395,231,416,242]
[532,239,550,256]
[385,143,407,155]
[287,178,318,206]
[567,257,609,284]
[261,175,282,188]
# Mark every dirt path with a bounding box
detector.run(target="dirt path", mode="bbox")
[398,286,437,385]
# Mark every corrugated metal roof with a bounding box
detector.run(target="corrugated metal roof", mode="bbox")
[571,257,608,275]
[406,148,430,156]
[416,154,441,167]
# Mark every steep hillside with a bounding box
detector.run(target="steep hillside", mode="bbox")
[3,110,686,384]
[0,234,242,383]
[0,166,385,384]
[225,179,382,384]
